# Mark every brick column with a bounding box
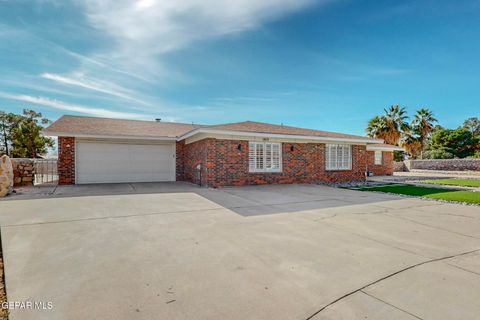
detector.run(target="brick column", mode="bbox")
[58,137,75,185]
[175,140,185,181]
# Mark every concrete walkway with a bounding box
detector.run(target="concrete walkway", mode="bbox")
[1,183,480,320]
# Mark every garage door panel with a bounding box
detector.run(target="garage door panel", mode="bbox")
[77,141,175,184]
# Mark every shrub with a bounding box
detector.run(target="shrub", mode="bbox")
[466,150,480,159]
[393,151,404,161]
[423,149,454,159]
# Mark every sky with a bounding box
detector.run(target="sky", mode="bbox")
[0,0,479,136]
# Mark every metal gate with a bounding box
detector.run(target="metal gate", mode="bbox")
[34,158,58,185]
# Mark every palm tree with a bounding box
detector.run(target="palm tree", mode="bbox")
[401,132,422,159]
[366,115,386,138]
[366,105,409,145]
[382,105,409,145]
[412,108,437,157]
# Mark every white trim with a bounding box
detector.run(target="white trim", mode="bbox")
[74,139,78,184]
[173,147,177,181]
[366,145,404,152]
[76,138,175,145]
[179,128,383,144]
[44,131,177,141]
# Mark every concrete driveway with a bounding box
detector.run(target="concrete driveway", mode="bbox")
[1,183,480,320]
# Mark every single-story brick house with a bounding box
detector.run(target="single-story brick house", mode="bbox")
[44,115,403,187]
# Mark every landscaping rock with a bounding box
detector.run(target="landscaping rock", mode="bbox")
[0,155,14,197]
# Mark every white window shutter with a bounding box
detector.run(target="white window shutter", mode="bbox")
[248,142,256,172]
[374,151,382,165]
[265,143,272,169]
[256,142,264,170]
[249,142,281,172]
[339,145,343,169]
[342,145,348,169]
[326,145,331,170]
[272,143,280,170]
[332,145,338,169]
[347,145,352,169]
[326,144,351,170]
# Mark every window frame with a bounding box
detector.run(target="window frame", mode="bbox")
[374,150,383,165]
[325,144,352,171]
[248,142,282,173]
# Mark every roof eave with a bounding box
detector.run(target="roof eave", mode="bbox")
[178,128,383,144]
[43,131,177,141]
[366,145,404,152]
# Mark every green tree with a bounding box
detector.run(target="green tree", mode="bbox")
[0,111,22,156]
[463,117,480,137]
[430,128,477,158]
[10,109,54,158]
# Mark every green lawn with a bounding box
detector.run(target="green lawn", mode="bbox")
[354,184,480,204]
[418,179,480,188]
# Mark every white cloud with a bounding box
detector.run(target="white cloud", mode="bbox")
[41,72,150,105]
[78,0,325,70]
[0,92,149,119]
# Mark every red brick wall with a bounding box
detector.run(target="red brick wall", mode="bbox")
[180,138,216,186]
[180,138,367,187]
[367,151,394,176]
[323,145,367,183]
[58,137,75,185]
[175,141,185,181]
[212,141,325,187]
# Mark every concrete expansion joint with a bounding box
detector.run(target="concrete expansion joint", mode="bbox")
[359,290,424,320]
[0,206,228,228]
[305,248,480,320]
[381,212,480,240]
[49,185,58,195]
[314,213,338,221]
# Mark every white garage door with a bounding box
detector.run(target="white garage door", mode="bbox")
[76,141,175,184]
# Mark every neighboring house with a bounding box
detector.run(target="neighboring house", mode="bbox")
[44,115,401,187]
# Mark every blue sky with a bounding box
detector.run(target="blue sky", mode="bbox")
[0,0,479,135]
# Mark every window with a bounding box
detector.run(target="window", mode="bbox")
[249,142,282,172]
[374,151,382,165]
[325,144,352,170]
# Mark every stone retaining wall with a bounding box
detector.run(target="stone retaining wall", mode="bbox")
[11,158,35,186]
[395,159,480,172]
[393,161,406,172]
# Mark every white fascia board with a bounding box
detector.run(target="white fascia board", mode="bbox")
[43,131,177,141]
[366,145,404,151]
[178,128,383,144]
